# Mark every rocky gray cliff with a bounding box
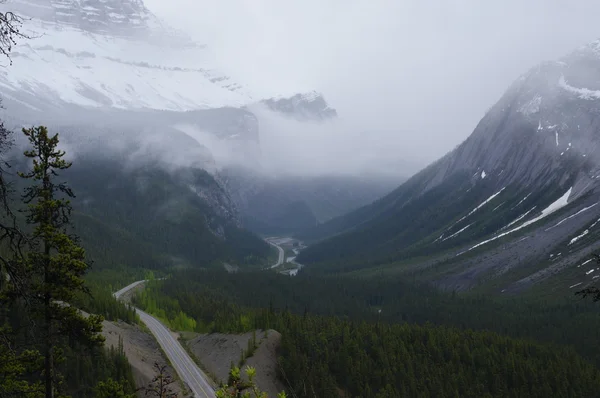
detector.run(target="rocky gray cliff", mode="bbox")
[261,91,337,121]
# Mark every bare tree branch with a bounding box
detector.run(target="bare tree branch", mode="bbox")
[0,0,31,64]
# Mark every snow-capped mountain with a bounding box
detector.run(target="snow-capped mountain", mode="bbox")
[2,0,339,118]
[2,0,255,112]
[298,38,600,294]
[0,0,389,245]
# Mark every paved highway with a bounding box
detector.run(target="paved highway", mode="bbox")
[265,238,285,269]
[113,280,215,398]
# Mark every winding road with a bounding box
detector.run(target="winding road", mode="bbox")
[265,238,285,269]
[113,280,215,398]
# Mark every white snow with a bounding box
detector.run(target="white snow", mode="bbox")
[578,259,593,268]
[503,207,536,230]
[442,223,473,241]
[586,269,596,275]
[461,187,572,254]
[493,202,505,212]
[467,188,506,217]
[445,188,505,233]
[538,120,543,131]
[569,229,589,245]
[481,170,487,179]
[590,217,600,229]
[570,282,583,289]
[555,131,559,146]
[558,75,600,100]
[0,18,270,111]
[513,193,532,209]
[594,275,600,279]
[545,203,597,231]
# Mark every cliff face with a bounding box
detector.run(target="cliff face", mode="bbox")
[10,0,155,35]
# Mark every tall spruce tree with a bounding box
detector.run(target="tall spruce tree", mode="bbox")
[18,126,104,398]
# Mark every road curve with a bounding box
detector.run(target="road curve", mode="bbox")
[265,238,285,269]
[113,280,215,398]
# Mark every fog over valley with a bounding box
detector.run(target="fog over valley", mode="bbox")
[6,1,600,397]
[145,0,600,173]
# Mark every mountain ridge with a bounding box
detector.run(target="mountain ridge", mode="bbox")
[297,38,600,293]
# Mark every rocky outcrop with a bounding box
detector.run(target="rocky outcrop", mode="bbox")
[11,0,156,35]
[261,91,337,121]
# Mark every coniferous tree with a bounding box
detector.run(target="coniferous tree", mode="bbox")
[216,366,286,398]
[18,126,104,398]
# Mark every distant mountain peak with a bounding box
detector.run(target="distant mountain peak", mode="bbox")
[260,91,337,121]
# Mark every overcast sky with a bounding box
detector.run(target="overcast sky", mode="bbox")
[147,1,600,170]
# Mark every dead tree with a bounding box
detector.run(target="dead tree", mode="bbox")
[0,0,30,64]
[143,362,178,398]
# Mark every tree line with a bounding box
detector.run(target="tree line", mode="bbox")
[0,125,138,397]
[133,269,600,397]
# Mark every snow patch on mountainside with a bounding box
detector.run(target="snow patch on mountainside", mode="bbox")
[503,207,537,230]
[442,223,473,241]
[468,188,505,217]
[558,75,600,100]
[462,187,573,254]
[545,203,597,231]
[569,229,589,245]
[512,193,532,209]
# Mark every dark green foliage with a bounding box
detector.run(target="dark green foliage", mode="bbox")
[73,281,138,325]
[216,366,286,398]
[137,269,600,397]
[62,338,136,398]
[64,158,271,270]
[132,280,196,332]
[74,268,144,324]
[18,126,104,397]
[274,314,600,398]
[0,124,138,397]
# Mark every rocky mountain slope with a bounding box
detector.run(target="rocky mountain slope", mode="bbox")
[4,121,272,270]
[298,39,600,294]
